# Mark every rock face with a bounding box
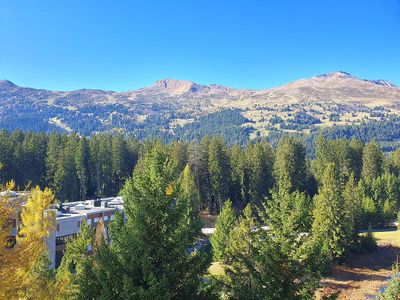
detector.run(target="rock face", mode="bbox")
[0,71,399,135]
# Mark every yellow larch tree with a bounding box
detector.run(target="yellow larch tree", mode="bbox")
[0,185,56,299]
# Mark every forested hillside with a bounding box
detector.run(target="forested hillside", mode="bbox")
[1,130,400,229]
[2,129,400,298]
[2,71,400,147]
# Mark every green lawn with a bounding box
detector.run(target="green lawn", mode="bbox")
[208,262,225,277]
[373,229,400,247]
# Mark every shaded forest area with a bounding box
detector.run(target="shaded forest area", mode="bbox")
[1,130,400,228]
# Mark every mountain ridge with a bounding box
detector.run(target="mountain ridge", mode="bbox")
[3,71,397,94]
[1,71,400,139]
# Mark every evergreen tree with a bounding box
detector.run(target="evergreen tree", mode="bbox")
[170,141,189,173]
[46,133,63,189]
[348,138,364,181]
[177,164,202,228]
[274,136,307,192]
[20,252,55,299]
[210,200,236,261]
[97,146,208,299]
[389,147,400,176]
[362,196,378,227]
[312,163,349,261]
[245,142,274,205]
[111,134,129,194]
[229,145,248,208]
[55,221,94,299]
[208,137,231,212]
[75,137,90,201]
[343,173,364,231]
[188,140,212,210]
[223,201,320,299]
[362,141,384,182]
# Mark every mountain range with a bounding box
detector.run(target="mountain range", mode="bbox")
[1,71,400,143]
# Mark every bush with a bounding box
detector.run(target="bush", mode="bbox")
[377,263,400,300]
[355,226,377,253]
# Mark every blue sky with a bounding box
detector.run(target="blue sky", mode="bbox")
[1,0,399,91]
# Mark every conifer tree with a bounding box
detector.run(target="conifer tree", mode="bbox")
[188,140,212,210]
[245,142,274,205]
[177,164,202,233]
[46,133,63,188]
[312,163,349,261]
[55,221,94,299]
[208,137,231,212]
[229,145,248,207]
[362,141,383,182]
[274,136,307,192]
[362,196,378,226]
[0,186,56,298]
[223,196,321,299]
[0,181,21,297]
[223,204,261,299]
[111,134,129,194]
[54,135,80,201]
[210,199,236,261]
[343,173,364,231]
[20,252,55,299]
[75,137,90,201]
[95,146,208,299]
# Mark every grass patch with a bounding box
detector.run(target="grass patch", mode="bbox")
[208,262,225,277]
[374,230,400,247]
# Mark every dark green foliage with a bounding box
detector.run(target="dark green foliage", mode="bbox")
[274,136,308,192]
[362,141,384,182]
[222,195,321,299]
[343,173,364,231]
[175,109,254,146]
[313,136,364,184]
[4,127,400,298]
[210,200,236,261]
[187,139,213,210]
[377,262,400,300]
[91,146,208,299]
[312,164,351,261]
[245,142,274,205]
[355,226,377,254]
[208,137,231,212]
[0,129,397,228]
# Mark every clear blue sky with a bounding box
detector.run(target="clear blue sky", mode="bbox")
[1,0,399,91]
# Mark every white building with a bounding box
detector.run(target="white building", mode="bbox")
[6,194,124,269]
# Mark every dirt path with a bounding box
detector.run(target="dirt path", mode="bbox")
[319,242,400,299]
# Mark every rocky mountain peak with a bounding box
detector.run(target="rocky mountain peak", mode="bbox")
[152,78,203,94]
[365,79,397,88]
[316,71,355,79]
[0,80,17,88]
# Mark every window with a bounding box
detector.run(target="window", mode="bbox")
[56,233,78,246]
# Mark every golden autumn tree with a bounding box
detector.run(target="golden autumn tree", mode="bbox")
[0,185,56,299]
[0,180,23,296]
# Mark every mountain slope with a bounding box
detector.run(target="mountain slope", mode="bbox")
[1,72,400,141]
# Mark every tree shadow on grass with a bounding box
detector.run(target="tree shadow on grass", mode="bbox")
[320,245,400,298]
